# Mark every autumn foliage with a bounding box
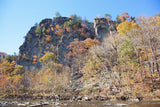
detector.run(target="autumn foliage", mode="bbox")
[39,52,57,64]
[0,14,160,99]
[65,38,100,58]
[117,20,139,35]
[0,60,23,95]
[119,12,130,21]
[45,35,52,43]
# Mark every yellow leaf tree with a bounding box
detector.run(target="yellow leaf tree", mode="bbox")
[117,20,138,35]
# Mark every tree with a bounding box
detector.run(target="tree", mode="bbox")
[65,39,86,58]
[8,74,22,95]
[6,55,17,63]
[118,15,160,82]
[105,13,112,21]
[76,16,82,28]
[70,14,77,20]
[65,38,100,58]
[55,12,61,17]
[45,35,52,43]
[12,65,23,75]
[84,38,100,49]
[21,71,33,90]
[68,20,74,28]
[117,20,139,35]
[84,19,88,23]
[0,70,9,94]
[39,53,57,65]
[35,22,38,26]
[35,25,41,37]
[119,40,137,67]
[119,12,130,22]
[139,16,160,80]
[81,33,123,89]
[116,15,121,23]
[42,27,46,35]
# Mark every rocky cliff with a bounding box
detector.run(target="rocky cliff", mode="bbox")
[94,18,116,40]
[18,17,115,71]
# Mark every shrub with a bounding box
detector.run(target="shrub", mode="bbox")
[33,58,37,62]
[68,20,74,28]
[27,35,32,42]
[70,14,78,20]
[55,24,60,29]
[39,53,57,64]
[46,28,50,34]
[32,62,37,65]
[35,25,41,37]
[42,27,46,35]
[76,16,82,28]
[84,38,100,49]
[45,35,52,43]
[55,12,61,17]
[34,42,39,47]
[66,38,100,58]
[66,28,71,33]
[39,39,45,46]
[51,27,54,31]
[55,29,63,36]
[12,65,23,75]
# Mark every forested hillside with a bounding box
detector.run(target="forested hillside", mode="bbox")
[0,13,160,101]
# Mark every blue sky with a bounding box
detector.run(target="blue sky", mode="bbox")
[0,0,160,55]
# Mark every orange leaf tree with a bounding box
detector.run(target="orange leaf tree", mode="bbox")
[66,38,100,58]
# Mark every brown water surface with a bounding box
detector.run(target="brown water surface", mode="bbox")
[62,101,160,107]
[1,100,160,107]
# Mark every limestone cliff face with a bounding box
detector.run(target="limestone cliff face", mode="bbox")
[18,17,95,71]
[18,17,115,71]
[94,18,116,41]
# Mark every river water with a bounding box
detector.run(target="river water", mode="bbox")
[63,101,160,107]
[1,101,160,107]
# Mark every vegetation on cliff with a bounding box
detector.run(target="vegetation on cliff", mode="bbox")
[0,13,160,101]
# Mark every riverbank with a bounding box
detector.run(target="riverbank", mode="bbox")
[1,93,160,106]
[1,91,160,102]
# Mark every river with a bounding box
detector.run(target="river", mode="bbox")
[0,100,160,107]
